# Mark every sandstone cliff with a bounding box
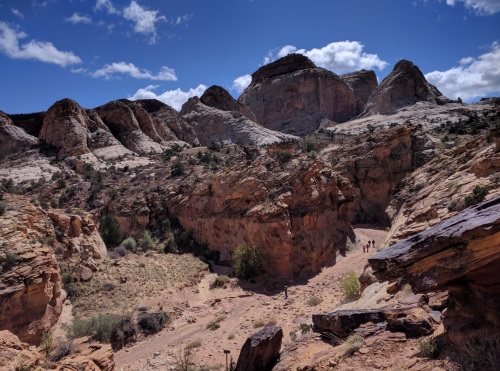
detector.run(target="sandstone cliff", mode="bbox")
[341,69,378,112]
[200,85,257,122]
[181,97,297,146]
[369,196,500,331]
[39,98,131,161]
[0,196,63,344]
[238,54,359,135]
[361,60,450,117]
[0,111,37,160]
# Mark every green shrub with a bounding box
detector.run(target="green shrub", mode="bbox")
[122,237,137,253]
[109,316,137,350]
[232,244,263,279]
[171,161,184,176]
[40,332,54,356]
[0,201,7,216]
[344,333,364,356]
[306,296,322,306]
[464,185,489,208]
[49,340,74,362]
[340,271,360,301]
[208,140,222,152]
[206,320,220,330]
[300,323,313,335]
[3,252,19,271]
[99,214,123,248]
[68,314,122,343]
[210,275,230,289]
[137,312,169,334]
[277,150,292,163]
[164,239,178,254]
[418,336,438,358]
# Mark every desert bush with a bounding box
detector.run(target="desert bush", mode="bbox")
[208,140,222,152]
[114,246,128,257]
[173,347,196,371]
[300,323,313,335]
[210,275,230,289]
[306,296,322,306]
[49,340,74,362]
[340,271,360,301]
[277,150,292,163]
[164,239,178,254]
[418,336,438,358]
[186,338,202,349]
[206,320,220,330]
[68,314,122,343]
[232,243,263,279]
[171,160,184,176]
[253,319,266,328]
[267,317,277,326]
[0,201,6,216]
[463,185,489,208]
[40,332,54,356]
[449,329,500,371]
[3,252,19,271]
[99,214,123,248]
[121,237,137,253]
[344,333,364,356]
[110,316,137,350]
[290,331,298,342]
[137,312,169,334]
[139,230,159,251]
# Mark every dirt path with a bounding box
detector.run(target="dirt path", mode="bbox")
[115,226,387,370]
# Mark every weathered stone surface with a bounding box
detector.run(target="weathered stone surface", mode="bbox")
[0,111,37,159]
[54,337,115,371]
[200,85,257,122]
[383,306,434,336]
[313,310,385,337]
[361,60,450,117]
[0,196,63,344]
[341,69,378,111]
[235,325,282,371]
[39,98,130,160]
[238,55,359,136]
[181,97,298,146]
[369,196,500,330]
[0,330,43,370]
[9,111,46,137]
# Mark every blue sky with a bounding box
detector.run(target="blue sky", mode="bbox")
[1,0,499,113]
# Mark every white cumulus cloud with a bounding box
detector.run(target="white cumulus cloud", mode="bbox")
[444,0,500,15]
[91,61,177,81]
[94,0,119,15]
[0,21,82,67]
[128,84,208,111]
[65,12,92,24]
[123,0,166,44]
[232,74,252,94]
[11,9,24,19]
[264,41,388,74]
[425,42,500,101]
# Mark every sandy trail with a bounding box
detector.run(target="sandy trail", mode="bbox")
[115,226,387,370]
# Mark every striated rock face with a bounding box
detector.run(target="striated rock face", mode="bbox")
[135,99,199,146]
[181,97,297,146]
[0,111,37,159]
[238,55,359,136]
[369,197,500,331]
[341,69,378,111]
[39,98,130,160]
[166,154,354,277]
[0,196,63,344]
[0,330,43,370]
[361,60,450,117]
[235,325,283,371]
[95,100,169,155]
[53,336,115,371]
[200,85,257,122]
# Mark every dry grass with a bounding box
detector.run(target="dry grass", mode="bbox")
[306,296,322,306]
[186,338,203,349]
[448,329,500,371]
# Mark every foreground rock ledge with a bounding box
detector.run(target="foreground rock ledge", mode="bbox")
[235,325,283,371]
[369,196,500,330]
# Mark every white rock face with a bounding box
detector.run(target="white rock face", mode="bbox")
[181,97,298,146]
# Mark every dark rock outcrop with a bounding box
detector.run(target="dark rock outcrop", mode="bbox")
[361,60,451,117]
[369,196,500,331]
[313,310,385,337]
[9,112,45,137]
[238,55,359,136]
[200,85,257,122]
[180,97,297,146]
[0,111,37,159]
[341,69,378,111]
[235,325,283,371]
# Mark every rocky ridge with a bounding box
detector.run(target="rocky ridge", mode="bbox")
[0,111,37,160]
[200,85,257,122]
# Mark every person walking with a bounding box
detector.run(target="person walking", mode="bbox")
[363,244,366,253]
[372,239,375,250]
[284,285,288,300]
[366,243,369,253]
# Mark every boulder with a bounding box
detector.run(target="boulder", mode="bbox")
[0,330,43,370]
[180,97,297,146]
[312,310,385,337]
[235,325,283,371]
[238,54,359,136]
[361,60,451,117]
[369,196,500,331]
[201,85,257,122]
[0,111,37,159]
[341,69,378,111]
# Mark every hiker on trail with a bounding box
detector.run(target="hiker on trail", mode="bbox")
[372,239,375,249]
[368,240,371,247]
[362,244,366,253]
[366,243,369,253]
[284,285,288,300]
